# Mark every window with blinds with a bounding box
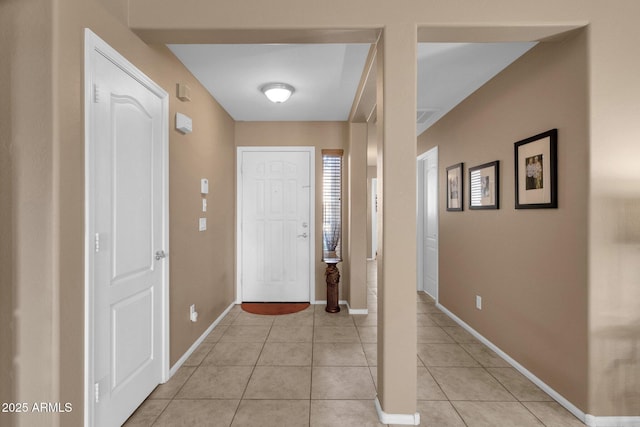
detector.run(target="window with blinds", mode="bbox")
[322,149,343,260]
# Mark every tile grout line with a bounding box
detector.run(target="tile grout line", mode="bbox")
[309,304,316,426]
[482,366,554,427]
[227,311,274,426]
[149,312,229,426]
[423,364,470,427]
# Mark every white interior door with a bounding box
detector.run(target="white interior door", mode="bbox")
[239,148,313,302]
[417,147,438,299]
[371,178,378,259]
[424,148,439,299]
[85,30,168,427]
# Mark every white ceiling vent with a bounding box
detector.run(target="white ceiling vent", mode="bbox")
[416,109,438,124]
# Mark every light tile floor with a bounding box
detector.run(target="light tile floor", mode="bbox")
[124,262,586,427]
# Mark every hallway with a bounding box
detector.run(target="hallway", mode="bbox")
[124,262,586,426]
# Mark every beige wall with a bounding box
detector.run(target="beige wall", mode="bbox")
[347,123,368,309]
[0,1,237,425]
[0,1,54,426]
[5,0,640,423]
[235,122,349,302]
[417,32,589,410]
[163,48,236,365]
[374,28,419,414]
[585,4,640,417]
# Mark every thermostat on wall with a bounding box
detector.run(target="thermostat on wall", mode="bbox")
[176,112,192,134]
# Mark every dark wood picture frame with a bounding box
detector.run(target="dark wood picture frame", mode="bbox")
[446,163,464,211]
[514,129,558,209]
[469,160,499,210]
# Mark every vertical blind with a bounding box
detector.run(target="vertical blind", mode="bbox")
[322,149,343,259]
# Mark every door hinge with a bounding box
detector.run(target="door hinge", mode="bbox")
[93,83,100,103]
[94,382,100,403]
[94,233,100,252]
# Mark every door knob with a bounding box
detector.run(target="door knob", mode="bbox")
[155,250,167,260]
[302,222,308,228]
[297,233,308,238]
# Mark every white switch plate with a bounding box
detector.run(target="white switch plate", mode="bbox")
[199,218,207,231]
[175,112,193,134]
[476,295,482,310]
[201,178,209,194]
[202,199,207,212]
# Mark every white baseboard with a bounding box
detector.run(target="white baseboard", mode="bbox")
[436,304,640,427]
[316,300,368,315]
[314,300,348,306]
[584,415,640,427]
[375,397,420,425]
[168,302,236,377]
[436,303,588,423]
[347,302,369,315]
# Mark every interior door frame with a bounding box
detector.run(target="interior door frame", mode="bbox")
[83,29,170,426]
[416,146,438,299]
[236,146,316,304]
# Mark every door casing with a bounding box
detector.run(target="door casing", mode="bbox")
[236,146,316,304]
[83,28,169,427]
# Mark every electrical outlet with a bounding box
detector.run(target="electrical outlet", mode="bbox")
[476,295,482,310]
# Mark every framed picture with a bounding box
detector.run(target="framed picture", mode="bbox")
[514,129,558,209]
[446,163,464,211]
[469,161,499,210]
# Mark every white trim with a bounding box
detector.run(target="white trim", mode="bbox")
[346,301,369,315]
[314,300,348,306]
[584,415,640,427]
[375,397,420,425]
[83,29,169,427]
[437,304,640,427]
[236,146,316,304]
[169,303,236,376]
[436,304,587,423]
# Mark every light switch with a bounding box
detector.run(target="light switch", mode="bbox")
[199,218,207,231]
[201,178,209,194]
[202,199,207,212]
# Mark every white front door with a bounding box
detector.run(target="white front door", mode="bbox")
[238,148,314,302]
[85,30,168,427]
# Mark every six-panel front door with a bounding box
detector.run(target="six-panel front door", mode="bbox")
[240,150,312,302]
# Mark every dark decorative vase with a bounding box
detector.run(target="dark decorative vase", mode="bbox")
[323,258,341,313]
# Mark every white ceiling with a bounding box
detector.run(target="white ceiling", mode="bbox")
[167,44,371,121]
[168,41,536,132]
[416,42,536,135]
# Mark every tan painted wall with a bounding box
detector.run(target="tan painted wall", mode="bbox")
[348,123,368,309]
[0,1,54,426]
[5,0,640,422]
[235,122,349,303]
[163,50,236,365]
[375,28,419,414]
[417,32,589,410]
[55,1,236,425]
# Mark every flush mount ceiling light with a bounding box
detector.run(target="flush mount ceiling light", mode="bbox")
[261,83,295,103]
